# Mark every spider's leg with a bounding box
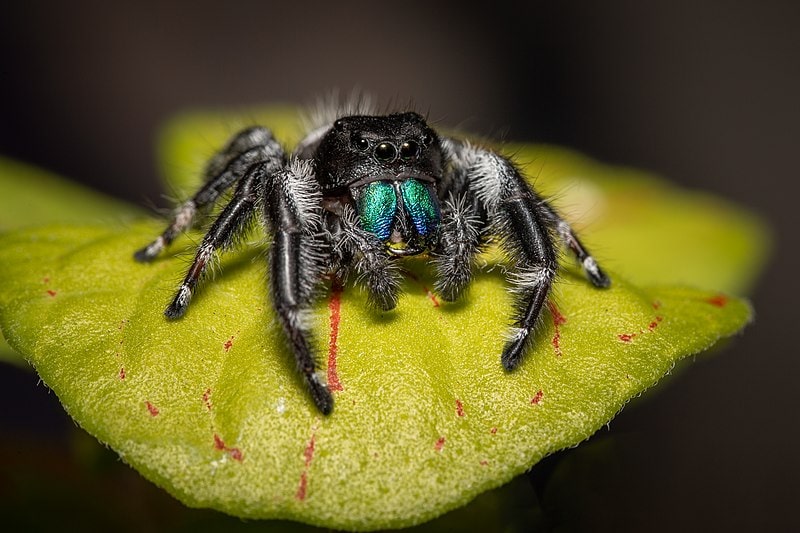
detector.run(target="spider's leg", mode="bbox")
[445,139,561,370]
[540,204,610,288]
[431,192,484,301]
[135,127,281,261]
[267,160,332,414]
[164,170,261,318]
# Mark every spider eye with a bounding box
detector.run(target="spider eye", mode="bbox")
[374,142,397,162]
[400,140,419,159]
[352,136,370,151]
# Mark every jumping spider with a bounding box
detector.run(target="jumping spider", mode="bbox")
[134,106,610,415]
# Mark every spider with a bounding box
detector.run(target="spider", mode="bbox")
[134,104,610,415]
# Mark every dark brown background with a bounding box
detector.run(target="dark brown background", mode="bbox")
[1,1,797,531]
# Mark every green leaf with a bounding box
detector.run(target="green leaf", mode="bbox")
[0,156,142,228]
[158,107,770,294]
[0,156,144,365]
[0,222,750,530]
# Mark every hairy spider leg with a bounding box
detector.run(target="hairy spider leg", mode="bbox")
[539,204,611,288]
[267,162,332,414]
[164,170,262,319]
[444,139,564,370]
[134,127,281,261]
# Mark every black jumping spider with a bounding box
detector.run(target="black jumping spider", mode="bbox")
[135,105,610,415]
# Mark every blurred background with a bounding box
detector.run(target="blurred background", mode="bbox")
[0,1,797,531]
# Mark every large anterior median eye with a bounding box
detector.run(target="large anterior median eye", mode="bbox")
[358,181,397,241]
[401,179,440,237]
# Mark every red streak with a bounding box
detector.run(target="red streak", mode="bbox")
[46,290,57,297]
[531,389,544,405]
[118,367,126,380]
[404,270,440,307]
[435,436,446,451]
[297,472,309,501]
[145,401,159,417]
[326,282,344,392]
[706,295,729,307]
[296,432,317,501]
[618,333,635,342]
[490,427,498,435]
[203,388,212,411]
[456,399,465,417]
[547,301,567,356]
[480,460,489,466]
[213,433,243,462]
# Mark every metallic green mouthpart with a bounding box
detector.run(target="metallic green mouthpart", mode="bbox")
[401,179,440,237]
[358,181,397,240]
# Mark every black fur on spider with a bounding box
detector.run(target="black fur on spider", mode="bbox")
[134,102,610,415]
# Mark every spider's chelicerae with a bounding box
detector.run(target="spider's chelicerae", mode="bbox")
[134,105,610,415]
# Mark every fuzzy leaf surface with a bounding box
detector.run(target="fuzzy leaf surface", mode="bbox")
[0,222,750,530]
[0,156,142,364]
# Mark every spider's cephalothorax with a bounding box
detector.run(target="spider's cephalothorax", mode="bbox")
[134,108,610,415]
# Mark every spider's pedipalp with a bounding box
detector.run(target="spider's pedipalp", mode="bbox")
[431,192,483,301]
[335,204,402,311]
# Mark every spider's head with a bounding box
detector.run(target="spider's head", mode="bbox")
[316,112,445,255]
[315,112,443,189]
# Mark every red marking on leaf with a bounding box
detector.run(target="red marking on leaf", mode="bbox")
[296,431,317,501]
[435,436,446,451]
[706,295,729,307]
[648,321,659,331]
[490,427,498,435]
[42,277,50,284]
[618,333,635,342]
[404,270,440,307]
[213,433,243,462]
[203,388,212,411]
[145,401,159,417]
[652,300,662,310]
[46,289,57,297]
[118,367,126,380]
[547,301,567,356]
[228,448,243,461]
[456,399,465,417]
[297,472,309,501]
[326,281,344,392]
[480,460,489,466]
[531,389,544,405]
[223,335,235,352]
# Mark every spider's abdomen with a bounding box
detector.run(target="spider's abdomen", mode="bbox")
[357,178,440,255]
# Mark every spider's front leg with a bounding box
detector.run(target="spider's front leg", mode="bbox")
[267,160,333,414]
[445,139,610,369]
